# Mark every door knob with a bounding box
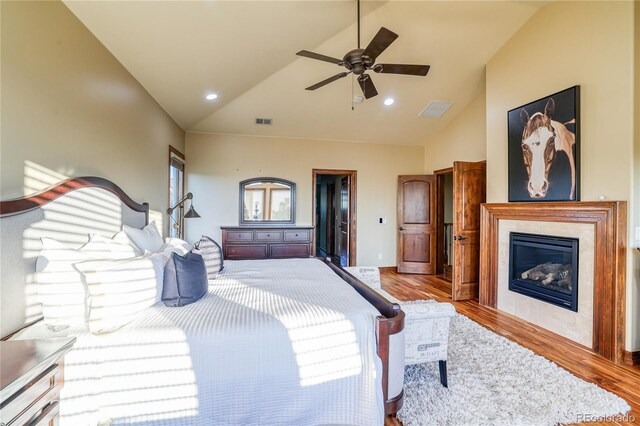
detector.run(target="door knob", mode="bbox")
[457,235,466,241]
[399,226,404,231]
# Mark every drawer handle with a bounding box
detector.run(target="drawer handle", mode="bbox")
[295,234,299,237]
[267,234,270,237]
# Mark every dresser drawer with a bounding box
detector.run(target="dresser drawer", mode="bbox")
[270,244,310,258]
[221,227,313,260]
[226,244,268,260]
[225,231,254,242]
[283,229,310,242]
[255,231,282,242]
[2,364,60,426]
[30,400,59,426]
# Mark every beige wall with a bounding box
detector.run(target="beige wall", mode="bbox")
[486,1,634,204]
[184,132,424,266]
[1,1,185,230]
[485,1,638,350]
[632,1,640,353]
[423,89,486,174]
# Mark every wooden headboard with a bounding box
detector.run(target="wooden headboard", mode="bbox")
[0,177,149,338]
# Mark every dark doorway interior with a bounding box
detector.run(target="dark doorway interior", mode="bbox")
[315,174,344,263]
[313,169,357,267]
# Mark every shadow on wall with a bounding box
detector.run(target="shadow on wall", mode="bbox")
[0,161,163,334]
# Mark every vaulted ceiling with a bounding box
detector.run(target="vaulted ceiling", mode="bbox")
[64,1,546,146]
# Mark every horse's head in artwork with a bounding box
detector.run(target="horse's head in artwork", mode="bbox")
[519,98,556,199]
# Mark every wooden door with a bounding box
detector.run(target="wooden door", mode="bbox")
[397,175,437,274]
[339,177,349,266]
[326,181,336,256]
[452,161,486,300]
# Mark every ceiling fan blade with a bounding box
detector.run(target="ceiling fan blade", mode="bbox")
[375,64,431,76]
[296,50,343,65]
[362,27,398,62]
[305,72,350,91]
[358,75,378,99]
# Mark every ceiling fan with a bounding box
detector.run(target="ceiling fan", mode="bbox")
[296,0,430,100]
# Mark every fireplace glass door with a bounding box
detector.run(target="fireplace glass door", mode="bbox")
[509,232,579,311]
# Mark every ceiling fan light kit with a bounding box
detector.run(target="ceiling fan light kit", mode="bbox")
[297,0,430,101]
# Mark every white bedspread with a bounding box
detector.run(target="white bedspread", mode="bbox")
[13,258,384,426]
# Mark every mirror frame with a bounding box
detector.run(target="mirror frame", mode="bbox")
[239,177,296,226]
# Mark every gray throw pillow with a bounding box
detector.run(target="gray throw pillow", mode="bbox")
[162,252,208,307]
[192,236,224,279]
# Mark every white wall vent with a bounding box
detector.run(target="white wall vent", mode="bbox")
[255,118,273,125]
[418,101,453,118]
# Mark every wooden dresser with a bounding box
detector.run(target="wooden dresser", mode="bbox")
[0,337,75,426]
[221,226,314,260]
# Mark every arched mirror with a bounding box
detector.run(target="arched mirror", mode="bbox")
[239,177,296,225]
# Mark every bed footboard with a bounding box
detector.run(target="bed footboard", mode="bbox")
[323,259,405,416]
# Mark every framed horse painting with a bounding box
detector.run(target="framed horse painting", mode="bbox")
[508,86,580,202]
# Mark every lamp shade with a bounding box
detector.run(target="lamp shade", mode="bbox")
[184,205,201,218]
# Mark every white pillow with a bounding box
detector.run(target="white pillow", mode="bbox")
[162,237,191,255]
[86,234,141,259]
[35,238,94,330]
[122,221,163,253]
[143,244,187,298]
[147,251,171,302]
[112,231,143,256]
[76,255,162,334]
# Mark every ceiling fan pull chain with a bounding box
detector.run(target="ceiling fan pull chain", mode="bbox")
[357,0,360,49]
[351,74,355,111]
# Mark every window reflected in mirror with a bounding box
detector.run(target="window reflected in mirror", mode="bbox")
[240,178,295,225]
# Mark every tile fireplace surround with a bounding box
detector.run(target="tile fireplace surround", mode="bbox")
[479,202,627,363]
[499,221,593,346]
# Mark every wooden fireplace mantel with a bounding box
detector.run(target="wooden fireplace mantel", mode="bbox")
[479,201,627,364]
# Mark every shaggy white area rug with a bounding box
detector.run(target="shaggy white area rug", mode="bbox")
[397,312,630,426]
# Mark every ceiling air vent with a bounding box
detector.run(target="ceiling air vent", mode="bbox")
[419,101,453,118]
[255,118,273,125]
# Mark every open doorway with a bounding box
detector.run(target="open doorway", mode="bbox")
[312,169,357,267]
[436,168,454,282]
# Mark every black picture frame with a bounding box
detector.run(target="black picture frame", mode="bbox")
[508,86,580,202]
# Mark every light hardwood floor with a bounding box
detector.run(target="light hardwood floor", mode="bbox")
[381,269,640,426]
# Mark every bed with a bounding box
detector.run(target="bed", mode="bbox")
[0,177,405,425]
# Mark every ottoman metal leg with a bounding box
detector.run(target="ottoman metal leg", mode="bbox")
[439,360,448,388]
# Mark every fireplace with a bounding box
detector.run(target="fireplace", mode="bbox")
[509,232,579,311]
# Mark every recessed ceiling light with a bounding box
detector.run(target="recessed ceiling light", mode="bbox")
[205,93,218,101]
[384,98,394,106]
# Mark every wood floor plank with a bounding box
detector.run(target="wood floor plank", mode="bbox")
[382,269,639,426]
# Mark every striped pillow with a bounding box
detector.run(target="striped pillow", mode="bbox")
[75,255,162,334]
[192,236,224,279]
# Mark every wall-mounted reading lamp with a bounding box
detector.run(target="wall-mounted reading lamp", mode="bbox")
[167,192,200,238]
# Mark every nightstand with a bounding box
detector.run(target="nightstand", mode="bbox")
[0,337,75,426]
